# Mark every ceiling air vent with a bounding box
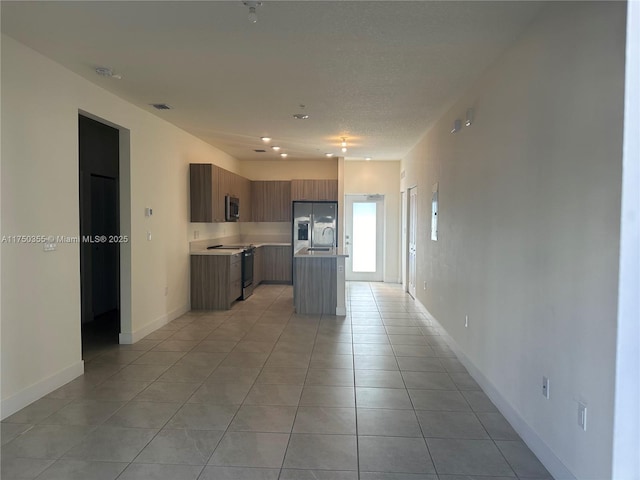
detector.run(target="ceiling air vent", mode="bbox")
[254,149,267,153]
[151,103,172,110]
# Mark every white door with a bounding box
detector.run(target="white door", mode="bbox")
[345,194,384,282]
[401,190,407,290]
[408,187,417,298]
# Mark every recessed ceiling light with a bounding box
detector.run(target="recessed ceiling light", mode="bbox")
[325,153,333,157]
[261,137,271,142]
[293,114,309,120]
[271,146,281,151]
[465,108,474,127]
[280,153,288,158]
[365,157,372,161]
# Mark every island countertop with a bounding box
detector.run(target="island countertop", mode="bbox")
[293,246,349,258]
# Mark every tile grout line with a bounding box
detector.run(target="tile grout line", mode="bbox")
[278,304,320,479]
[203,288,290,477]
[122,309,239,479]
[347,289,361,480]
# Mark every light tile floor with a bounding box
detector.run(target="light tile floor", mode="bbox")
[1,282,553,480]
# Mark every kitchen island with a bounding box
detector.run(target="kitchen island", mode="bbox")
[293,247,348,315]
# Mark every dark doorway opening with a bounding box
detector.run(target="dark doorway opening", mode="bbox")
[79,115,120,359]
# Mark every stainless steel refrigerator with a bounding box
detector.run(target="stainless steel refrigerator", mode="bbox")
[292,201,338,253]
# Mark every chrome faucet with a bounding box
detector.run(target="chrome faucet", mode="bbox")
[322,226,335,245]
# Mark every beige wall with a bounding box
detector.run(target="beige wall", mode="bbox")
[344,161,401,283]
[401,3,625,479]
[1,35,241,416]
[239,159,337,180]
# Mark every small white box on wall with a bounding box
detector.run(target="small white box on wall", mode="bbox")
[431,182,438,241]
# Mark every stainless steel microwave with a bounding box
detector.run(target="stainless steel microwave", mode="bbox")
[225,195,239,221]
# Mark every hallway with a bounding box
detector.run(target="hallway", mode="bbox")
[2,283,551,479]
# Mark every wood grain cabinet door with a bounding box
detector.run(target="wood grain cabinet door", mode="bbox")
[253,247,263,286]
[251,181,291,222]
[189,164,213,222]
[291,179,338,201]
[239,176,252,222]
[229,253,242,300]
[191,255,231,309]
[262,246,292,283]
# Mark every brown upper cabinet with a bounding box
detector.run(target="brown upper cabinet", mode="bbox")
[191,165,338,223]
[291,179,338,201]
[251,181,292,222]
[190,163,251,223]
[190,163,214,222]
[218,169,251,222]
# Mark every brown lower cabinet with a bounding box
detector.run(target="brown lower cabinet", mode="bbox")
[190,253,242,310]
[259,246,292,283]
[191,246,292,311]
[253,246,263,286]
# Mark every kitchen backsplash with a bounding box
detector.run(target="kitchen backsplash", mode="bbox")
[240,222,289,240]
[189,222,290,250]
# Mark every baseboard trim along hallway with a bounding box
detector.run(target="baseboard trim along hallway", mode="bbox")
[414,297,576,480]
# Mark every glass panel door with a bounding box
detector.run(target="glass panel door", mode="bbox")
[345,195,384,281]
[352,202,377,272]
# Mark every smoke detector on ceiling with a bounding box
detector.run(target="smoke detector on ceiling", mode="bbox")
[95,66,121,80]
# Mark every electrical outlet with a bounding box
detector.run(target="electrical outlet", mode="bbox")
[542,376,550,399]
[147,231,152,241]
[423,281,427,290]
[465,315,469,328]
[578,402,587,431]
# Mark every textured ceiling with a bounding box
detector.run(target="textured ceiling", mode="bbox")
[2,1,543,161]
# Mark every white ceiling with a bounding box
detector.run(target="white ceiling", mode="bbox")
[2,1,543,162]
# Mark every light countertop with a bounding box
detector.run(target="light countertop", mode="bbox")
[190,242,291,256]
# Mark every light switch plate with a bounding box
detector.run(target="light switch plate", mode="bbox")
[578,402,587,430]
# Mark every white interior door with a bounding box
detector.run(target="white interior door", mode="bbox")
[401,190,407,290]
[408,187,417,298]
[345,194,384,282]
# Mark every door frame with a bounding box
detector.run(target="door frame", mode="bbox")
[345,194,385,282]
[79,110,132,344]
[407,186,418,298]
[401,190,407,290]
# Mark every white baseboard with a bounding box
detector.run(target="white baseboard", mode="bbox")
[414,298,576,480]
[1,360,84,420]
[119,303,190,344]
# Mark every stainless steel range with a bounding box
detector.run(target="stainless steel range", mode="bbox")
[206,244,255,300]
